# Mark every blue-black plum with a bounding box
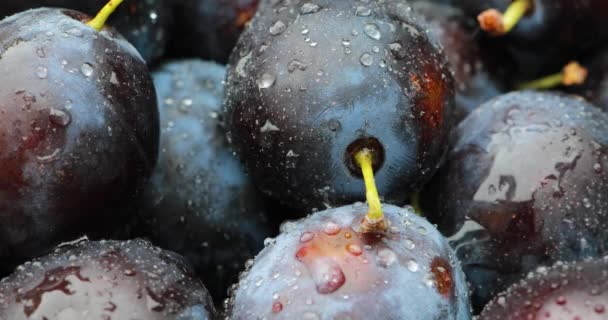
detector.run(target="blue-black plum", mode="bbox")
[412,1,510,122]
[224,0,454,212]
[480,257,608,320]
[0,238,216,319]
[168,0,259,63]
[0,8,159,273]
[137,59,274,302]
[0,0,172,63]
[422,91,608,311]
[226,204,471,319]
[458,0,608,76]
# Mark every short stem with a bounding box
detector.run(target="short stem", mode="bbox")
[355,148,386,232]
[502,0,532,33]
[410,192,422,216]
[478,0,532,36]
[518,61,588,90]
[87,0,125,31]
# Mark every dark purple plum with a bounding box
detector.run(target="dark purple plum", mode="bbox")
[480,257,608,320]
[226,204,470,319]
[0,0,172,63]
[412,1,510,122]
[168,0,259,63]
[458,0,608,76]
[137,59,274,302]
[421,91,608,311]
[0,238,216,319]
[0,8,159,272]
[224,0,454,212]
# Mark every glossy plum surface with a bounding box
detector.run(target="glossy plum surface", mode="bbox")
[226,204,470,319]
[0,238,216,319]
[168,0,259,63]
[412,1,509,122]
[138,59,274,302]
[456,0,608,75]
[0,0,172,63]
[480,257,608,320]
[224,0,454,212]
[422,91,608,311]
[0,8,159,272]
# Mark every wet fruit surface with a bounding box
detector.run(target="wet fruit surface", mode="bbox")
[168,0,259,63]
[480,257,608,320]
[226,204,470,319]
[224,0,454,211]
[412,1,509,122]
[137,59,274,302]
[457,0,608,76]
[0,238,216,319]
[0,0,172,63]
[422,91,608,311]
[0,8,159,272]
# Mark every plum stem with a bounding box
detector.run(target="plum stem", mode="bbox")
[478,0,532,36]
[410,192,423,216]
[87,0,124,31]
[355,148,386,232]
[519,61,588,90]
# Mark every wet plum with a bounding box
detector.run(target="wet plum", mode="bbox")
[461,0,608,75]
[224,0,454,212]
[0,0,172,63]
[226,204,470,319]
[0,238,216,319]
[412,1,510,122]
[421,91,608,311]
[137,59,274,302]
[480,257,608,320]
[0,7,159,272]
[168,0,259,63]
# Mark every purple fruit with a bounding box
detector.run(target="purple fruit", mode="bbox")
[226,204,470,319]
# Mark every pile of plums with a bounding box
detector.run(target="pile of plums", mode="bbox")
[1,0,608,319]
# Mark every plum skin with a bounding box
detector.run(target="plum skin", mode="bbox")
[226,204,471,319]
[422,91,608,311]
[0,238,216,319]
[224,0,454,212]
[480,257,608,320]
[0,8,159,272]
[137,59,274,303]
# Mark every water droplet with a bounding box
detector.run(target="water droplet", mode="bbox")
[36,66,48,79]
[311,259,345,294]
[328,119,341,131]
[287,59,307,73]
[363,23,381,40]
[405,239,415,250]
[360,53,373,67]
[555,295,566,305]
[272,301,283,313]
[376,248,396,268]
[595,304,605,314]
[257,73,276,89]
[260,119,280,132]
[123,269,136,276]
[64,99,73,110]
[255,276,263,287]
[323,222,340,235]
[300,3,321,14]
[346,244,362,256]
[64,27,83,37]
[582,197,592,208]
[389,42,406,60]
[49,108,71,127]
[594,163,602,172]
[36,47,46,58]
[417,226,428,235]
[80,63,94,77]
[269,20,287,35]
[355,6,371,16]
[406,259,419,272]
[300,232,314,243]
[36,148,61,164]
